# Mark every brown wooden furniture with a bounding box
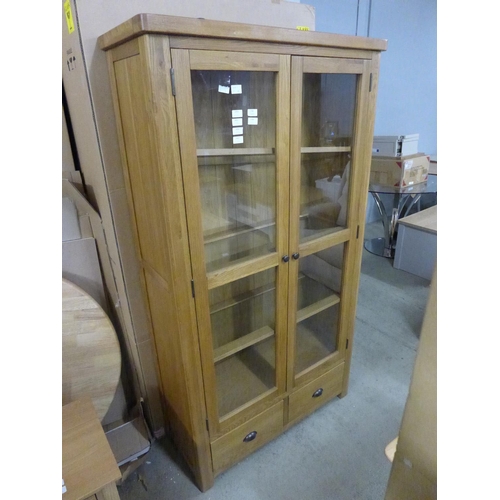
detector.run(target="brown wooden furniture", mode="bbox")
[62,279,122,421]
[62,396,121,500]
[98,14,386,491]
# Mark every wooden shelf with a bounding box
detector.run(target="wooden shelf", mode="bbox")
[210,281,275,315]
[295,306,338,375]
[204,220,275,245]
[204,225,274,274]
[301,146,351,154]
[197,148,275,156]
[213,326,274,363]
[216,336,276,417]
[296,294,340,323]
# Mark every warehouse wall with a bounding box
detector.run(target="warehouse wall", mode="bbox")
[306,0,437,157]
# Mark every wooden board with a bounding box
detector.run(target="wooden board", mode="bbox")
[98,14,388,52]
[62,396,121,500]
[62,279,122,421]
[398,205,437,234]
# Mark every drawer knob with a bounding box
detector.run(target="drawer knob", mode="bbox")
[312,388,324,398]
[243,431,258,443]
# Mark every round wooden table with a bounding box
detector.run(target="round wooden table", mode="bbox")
[62,279,122,421]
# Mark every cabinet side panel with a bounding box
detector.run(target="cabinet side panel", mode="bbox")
[111,38,214,490]
[113,56,171,277]
[340,55,382,396]
[142,270,204,478]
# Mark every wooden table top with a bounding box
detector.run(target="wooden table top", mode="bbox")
[62,396,121,499]
[398,205,437,234]
[62,279,122,421]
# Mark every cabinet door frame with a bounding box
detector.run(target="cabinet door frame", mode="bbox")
[287,55,373,390]
[171,48,290,436]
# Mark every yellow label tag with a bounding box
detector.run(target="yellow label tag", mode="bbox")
[296,26,310,31]
[64,0,75,34]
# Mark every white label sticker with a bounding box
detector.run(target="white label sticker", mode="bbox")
[247,109,258,116]
[232,127,244,136]
[232,118,243,126]
[233,135,244,144]
[218,85,230,94]
[248,117,258,125]
[231,84,242,94]
[232,109,243,118]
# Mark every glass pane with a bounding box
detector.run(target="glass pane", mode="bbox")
[191,70,277,272]
[295,243,344,375]
[300,74,357,243]
[209,268,276,417]
[199,154,276,273]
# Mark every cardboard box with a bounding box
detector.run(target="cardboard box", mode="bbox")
[62,0,316,437]
[372,134,419,157]
[370,153,430,187]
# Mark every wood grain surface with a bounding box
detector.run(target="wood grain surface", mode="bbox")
[62,279,121,421]
[62,396,121,500]
[98,14,388,52]
[398,205,437,234]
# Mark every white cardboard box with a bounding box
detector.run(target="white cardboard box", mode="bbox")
[372,134,419,157]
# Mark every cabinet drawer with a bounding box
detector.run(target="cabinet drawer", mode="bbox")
[211,401,284,475]
[288,363,344,424]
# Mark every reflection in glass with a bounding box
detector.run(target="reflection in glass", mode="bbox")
[294,244,344,375]
[209,268,277,416]
[300,74,357,242]
[191,70,277,272]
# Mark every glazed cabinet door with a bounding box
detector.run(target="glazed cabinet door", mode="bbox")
[171,49,290,436]
[288,56,372,389]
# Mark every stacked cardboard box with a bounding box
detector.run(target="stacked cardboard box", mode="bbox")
[370,153,430,187]
[370,133,430,187]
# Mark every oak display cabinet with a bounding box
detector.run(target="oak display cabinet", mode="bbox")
[98,15,386,491]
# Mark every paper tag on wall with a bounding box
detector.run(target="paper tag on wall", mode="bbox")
[231,85,242,94]
[248,117,258,125]
[64,0,75,34]
[247,109,258,117]
[232,127,244,136]
[232,110,243,118]
[218,85,230,94]
[233,136,244,144]
[232,118,243,126]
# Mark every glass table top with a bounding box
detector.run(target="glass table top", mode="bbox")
[369,174,437,195]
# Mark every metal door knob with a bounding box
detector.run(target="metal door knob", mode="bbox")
[312,388,324,398]
[243,431,257,442]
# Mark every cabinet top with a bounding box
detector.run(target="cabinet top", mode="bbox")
[98,13,388,52]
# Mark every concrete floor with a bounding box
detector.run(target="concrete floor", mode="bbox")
[117,222,431,500]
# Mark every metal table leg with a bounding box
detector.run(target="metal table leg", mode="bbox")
[364,192,394,258]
